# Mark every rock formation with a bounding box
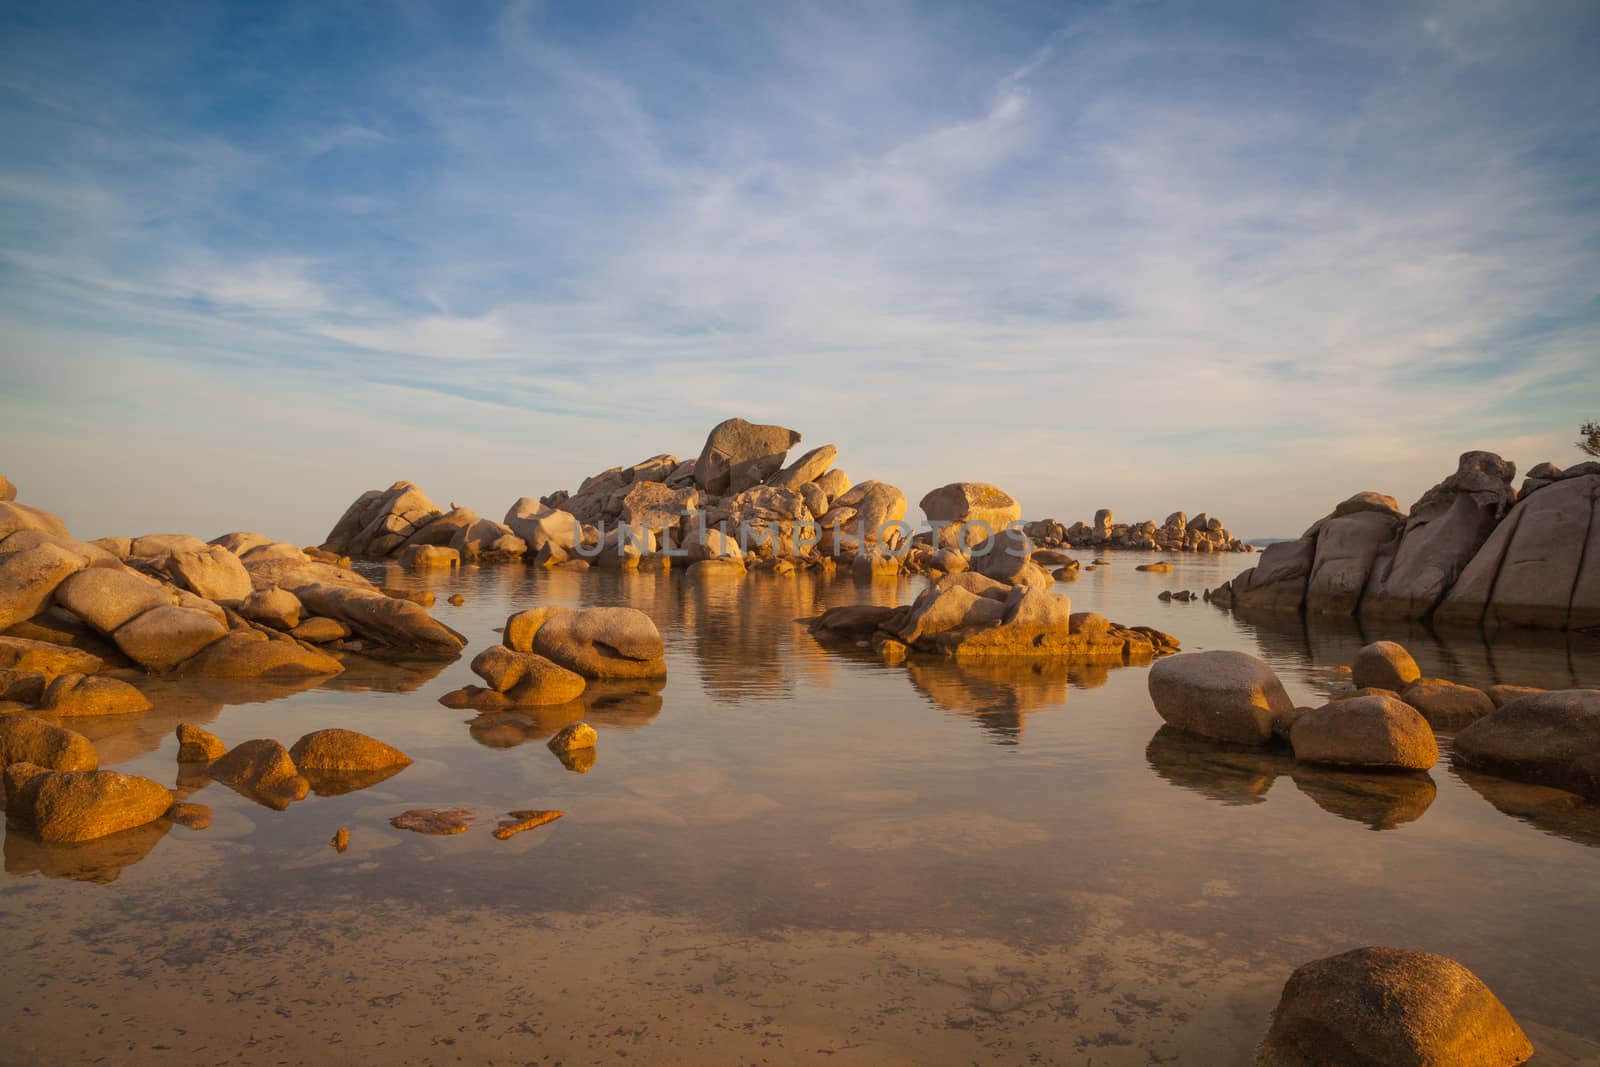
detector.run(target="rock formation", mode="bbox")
[1211,452,1599,630]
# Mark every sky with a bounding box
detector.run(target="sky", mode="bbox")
[1,0,1597,545]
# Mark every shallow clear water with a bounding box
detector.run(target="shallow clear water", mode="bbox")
[3,553,1599,1065]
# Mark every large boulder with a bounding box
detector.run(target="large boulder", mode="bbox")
[399,506,478,549]
[692,417,802,495]
[290,583,465,657]
[970,527,1033,582]
[52,568,175,634]
[463,645,588,705]
[1256,946,1533,1066]
[322,480,443,557]
[1304,501,1405,615]
[0,635,103,676]
[1351,641,1421,692]
[128,533,210,558]
[919,483,1022,548]
[1223,538,1316,613]
[618,482,699,537]
[1289,694,1438,770]
[1436,473,1600,630]
[0,716,98,772]
[504,499,579,553]
[1453,689,1600,798]
[171,628,344,678]
[6,764,173,843]
[0,501,69,540]
[826,481,907,545]
[1147,651,1296,745]
[162,545,252,602]
[1400,678,1493,729]
[239,586,302,630]
[1361,451,1516,620]
[288,728,412,772]
[111,605,227,671]
[531,607,667,679]
[38,673,152,716]
[0,542,86,631]
[767,445,837,491]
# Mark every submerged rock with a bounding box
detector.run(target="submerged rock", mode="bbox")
[1147,651,1296,745]
[1256,946,1533,1066]
[390,808,473,835]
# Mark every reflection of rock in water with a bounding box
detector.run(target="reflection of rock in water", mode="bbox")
[1145,726,1436,828]
[466,681,664,749]
[301,764,410,797]
[1453,767,1600,847]
[4,817,171,884]
[672,574,834,705]
[1229,608,1600,691]
[320,653,452,694]
[1145,725,1288,804]
[905,660,1084,743]
[1289,766,1436,830]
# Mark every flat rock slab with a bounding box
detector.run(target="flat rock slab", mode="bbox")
[391,808,474,835]
[493,809,564,840]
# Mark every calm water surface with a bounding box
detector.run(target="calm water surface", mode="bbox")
[3,553,1599,1065]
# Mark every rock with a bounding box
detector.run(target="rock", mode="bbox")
[1453,689,1600,798]
[112,605,228,671]
[288,728,412,772]
[175,723,226,762]
[0,475,12,501]
[0,500,69,540]
[174,628,344,678]
[1401,678,1493,729]
[1485,684,1543,708]
[0,542,86,631]
[1305,506,1405,615]
[165,802,212,830]
[469,646,588,704]
[1147,651,1297,745]
[400,506,479,548]
[1223,538,1316,613]
[827,481,908,544]
[767,444,838,491]
[892,575,1009,644]
[209,531,277,556]
[1053,566,1078,582]
[1361,451,1516,619]
[128,533,210,558]
[852,549,901,581]
[970,527,1033,582]
[618,481,699,537]
[288,617,350,644]
[1351,641,1421,692]
[8,765,173,843]
[918,483,1021,548]
[681,527,743,564]
[503,606,571,653]
[162,545,253,602]
[0,716,98,772]
[447,518,525,561]
[0,668,47,704]
[291,583,465,657]
[1136,562,1172,573]
[239,586,302,630]
[813,468,851,504]
[1289,694,1438,770]
[1436,473,1600,629]
[397,544,459,570]
[38,673,151,716]
[493,809,564,840]
[547,721,597,754]
[206,738,309,807]
[693,417,803,495]
[531,607,666,679]
[589,523,655,569]
[0,635,103,676]
[330,826,350,851]
[1256,946,1533,1066]
[44,567,174,637]
[0,529,121,569]
[808,604,898,639]
[390,808,473,834]
[322,481,444,557]
[448,593,464,606]
[686,558,746,578]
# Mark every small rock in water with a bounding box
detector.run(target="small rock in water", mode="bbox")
[330,826,350,851]
[1052,566,1078,582]
[493,809,564,840]
[547,721,597,755]
[381,587,435,607]
[1351,640,1420,692]
[448,593,465,606]
[175,722,226,763]
[390,808,473,835]
[165,802,212,830]
[1136,562,1172,572]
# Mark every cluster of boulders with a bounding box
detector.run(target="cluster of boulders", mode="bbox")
[1148,638,1600,802]
[1210,451,1600,630]
[0,478,465,695]
[179,723,413,809]
[809,570,1178,665]
[1038,509,1251,553]
[440,606,666,711]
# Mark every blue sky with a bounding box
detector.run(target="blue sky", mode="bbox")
[2,0,1597,543]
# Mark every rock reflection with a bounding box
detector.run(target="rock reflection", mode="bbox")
[302,764,410,797]
[321,653,453,694]
[1453,767,1600,848]
[905,660,1083,743]
[1144,726,1436,829]
[4,818,171,884]
[466,681,664,749]
[671,572,841,704]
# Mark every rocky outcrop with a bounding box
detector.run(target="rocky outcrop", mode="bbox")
[321,480,443,558]
[1210,450,1595,629]
[528,607,667,679]
[692,418,803,495]
[919,483,1020,548]
[1256,946,1533,1066]
[1054,508,1250,552]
